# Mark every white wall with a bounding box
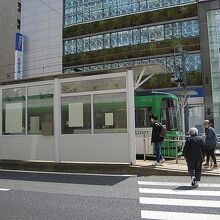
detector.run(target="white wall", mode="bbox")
[60,134,130,163]
[21,0,63,77]
[0,136,55,161]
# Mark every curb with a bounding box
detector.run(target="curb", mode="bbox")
[0,160,219,176]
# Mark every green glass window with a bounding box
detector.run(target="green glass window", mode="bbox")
[93,93,127,133]
[27,85,54,135]
[61,95,91,134]
[2,87,26,135]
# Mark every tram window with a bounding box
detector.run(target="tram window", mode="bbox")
[161,98,178,130]
[135,107,152,128]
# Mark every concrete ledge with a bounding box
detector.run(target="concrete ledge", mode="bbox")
[0,160,218,176]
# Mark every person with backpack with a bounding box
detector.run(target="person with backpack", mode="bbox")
[150,113,165,166]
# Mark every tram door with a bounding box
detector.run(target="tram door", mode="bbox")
[135,107,153,155]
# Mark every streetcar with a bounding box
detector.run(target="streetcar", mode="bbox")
[135,91,183,157]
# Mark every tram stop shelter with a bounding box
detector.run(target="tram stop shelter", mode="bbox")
[0,64,167,165]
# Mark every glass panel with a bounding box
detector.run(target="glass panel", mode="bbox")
[64,0,196,26]
[76,38,83,52]
[141,27,149,43]
[61,77,126,93]
[118,30,132,46]
[94,93,127,133]
[104,33,111,49]
[185,53,201,72]
[110,32,118,47]
[133,29,141,45]
[161,98,178,130]
[2,88,26,135]
[164,23,173,40]
[135,107,152,128]
[27,85,54,135]
[182,20,199,37]
[148,0,162,10]
[149,25,164,41]
[173,22,181,38]
[84,37,90,52]
[61,95,91,134]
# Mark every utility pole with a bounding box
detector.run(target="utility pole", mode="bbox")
[171,45,188,134]
[178,45,188,135]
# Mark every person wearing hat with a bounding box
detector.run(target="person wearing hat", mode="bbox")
[183,127,205,186]
[150,113,165,166]
[203,120,218,168]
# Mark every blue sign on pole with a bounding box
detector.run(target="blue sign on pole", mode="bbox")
[15,33,23,52]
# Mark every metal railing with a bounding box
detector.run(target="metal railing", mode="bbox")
[139,134,220,164]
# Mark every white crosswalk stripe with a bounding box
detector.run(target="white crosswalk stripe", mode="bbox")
[138,181,220,188]
[0,188,10,191]
[139,187,220,196]
[141,210,220,220]
[138,181,220,220]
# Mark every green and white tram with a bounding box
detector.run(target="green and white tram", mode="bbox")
[135,91,182,157]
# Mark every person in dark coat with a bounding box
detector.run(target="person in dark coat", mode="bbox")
[150,114,165,166]
[203,120,218,168]
[183,127,205,186]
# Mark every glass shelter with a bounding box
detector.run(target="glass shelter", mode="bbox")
[0,65,166,164]
[0,70,133,163]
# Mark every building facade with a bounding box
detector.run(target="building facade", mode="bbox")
[20,0,220,133]
[198,0,220,133]
[63,0,201,85]
[0,0,21,81]
[63,0,204,131]
[21,0,63,77]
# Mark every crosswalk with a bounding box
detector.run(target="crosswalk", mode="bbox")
[138,180,220,220]
[0,187,10,191]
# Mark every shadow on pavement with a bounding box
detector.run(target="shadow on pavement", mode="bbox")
[0,170,130,186]
[174,185,198,190]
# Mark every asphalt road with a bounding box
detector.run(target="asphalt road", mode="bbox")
[0,170,140,220]
[1,170,220,220]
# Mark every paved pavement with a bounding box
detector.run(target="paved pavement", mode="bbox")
[0,155,220,177]
[136,156,220,176]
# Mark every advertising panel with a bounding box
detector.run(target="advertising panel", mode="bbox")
[15,33,23,79]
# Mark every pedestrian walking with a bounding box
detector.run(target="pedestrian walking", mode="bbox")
[150,114,165,166]
[203,120,218,168]
[183,127,205,187]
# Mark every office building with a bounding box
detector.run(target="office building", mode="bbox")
[20,0,220,133]
[0,1,21,81]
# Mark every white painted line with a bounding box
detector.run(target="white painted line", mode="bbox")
[141,210,220,220]
[138,181,220,188]
[140,197,220,208]
[0,188,10,191]
[139,188,220,196]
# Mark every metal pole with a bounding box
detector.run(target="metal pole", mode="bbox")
[143,133,146,161]
[54,78,60,163]
[127,69,136,165]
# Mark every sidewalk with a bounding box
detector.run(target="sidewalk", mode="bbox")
[0,157,220,176]
[135,156,220,176]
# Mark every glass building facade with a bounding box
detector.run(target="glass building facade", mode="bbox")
[64,53,201,74]
[207,9,220,133]
[64,19,199,55]
[64,0,196,26]
[63,0,201,93]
